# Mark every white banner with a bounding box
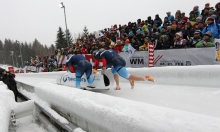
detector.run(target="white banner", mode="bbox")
[119,47,216,67]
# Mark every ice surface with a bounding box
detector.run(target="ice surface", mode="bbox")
[35,81,220,132]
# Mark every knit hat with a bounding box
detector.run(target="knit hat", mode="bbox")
[175,32,182,37]
[205,3,210,6]
[125,39,130,43]
[207,17,214,21]
[194,30,201,34]
[204,31,212,37]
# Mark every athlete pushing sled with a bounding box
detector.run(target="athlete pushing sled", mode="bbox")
[92,48,156,90]
[65,54,95,88]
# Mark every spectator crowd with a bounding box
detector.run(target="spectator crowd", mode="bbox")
[24,2,220,72]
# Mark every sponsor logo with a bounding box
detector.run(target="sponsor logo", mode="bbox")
[159,60,192,66]
[63,75,68,82]
[62,75,86,82]
[130,57,144,65]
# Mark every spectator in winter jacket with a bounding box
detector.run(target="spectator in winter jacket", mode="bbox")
[154,14,163,27]
[57,49,61,56]
[215,2,220,23]
[208,9,217,20]
[175,10,182,22]
[181,22,194,40]
[195,21,206,31]
[201,7,210,23]
[166,12,174,22]
[150,33,160,49]
[192,6,200,18]
[163,17,172,28]
[187,30,202,47]
[0,68,4,81]
[2,70,18,102]
[189,11,196,22]
[131,37,141,50]
[114,40,123,53]
[167,24,180,44]
[139,37,150,50]
[159,26,168,40]
[122,39,130,52]
[193,17,205,29]
[142,21,149,32]
[196,31,214,47]
[202,17,219,38]
[173,32,186,48]
[201,3,210,16]
[159,35,171,49]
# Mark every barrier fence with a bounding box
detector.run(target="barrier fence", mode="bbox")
[19,46,219,73]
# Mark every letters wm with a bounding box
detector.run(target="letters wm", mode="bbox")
[130,57,146,66]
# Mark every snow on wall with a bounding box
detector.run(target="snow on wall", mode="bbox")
[125,65,220,87]
[16,72,65,79]
[0,83,15,132]
[19,88,69,124]
[0,82,9,90]
[35,81,220,132]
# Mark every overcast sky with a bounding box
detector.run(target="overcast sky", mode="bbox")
[0,0,217,46]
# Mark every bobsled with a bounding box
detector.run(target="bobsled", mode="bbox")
[56,69,114,90]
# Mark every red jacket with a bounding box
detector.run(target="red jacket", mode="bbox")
[114,44,123,53]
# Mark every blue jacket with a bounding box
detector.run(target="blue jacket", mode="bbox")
[202,23,219,38]
[167,15,174,22]
[66,54,87,66]
[154,18,162,25]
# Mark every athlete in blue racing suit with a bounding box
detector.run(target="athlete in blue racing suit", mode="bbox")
[93,49,155,90]
[66,54,94,88]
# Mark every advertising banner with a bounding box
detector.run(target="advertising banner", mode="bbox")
[119,47,216,67]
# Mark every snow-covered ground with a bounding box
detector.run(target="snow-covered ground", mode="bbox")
[1,65,220,131]
[15,115,47,132]
[0,82,48,132]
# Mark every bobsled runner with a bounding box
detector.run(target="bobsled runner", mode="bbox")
[56,69,114,90]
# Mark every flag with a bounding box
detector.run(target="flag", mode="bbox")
[128,44,136,59]
[94,31,104,38]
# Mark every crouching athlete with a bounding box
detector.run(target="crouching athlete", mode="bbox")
[93,48,155,90]
[66,54,95,88]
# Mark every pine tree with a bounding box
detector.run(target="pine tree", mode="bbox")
[65,29,73,45]
[0,40,3,50]
[0,40,4,64]
[49,44,56,54]
[4,39,13,65]
[78,33,81,40]
[55,27,66,49]
[32,39,42,55]
[83,26,89,36]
